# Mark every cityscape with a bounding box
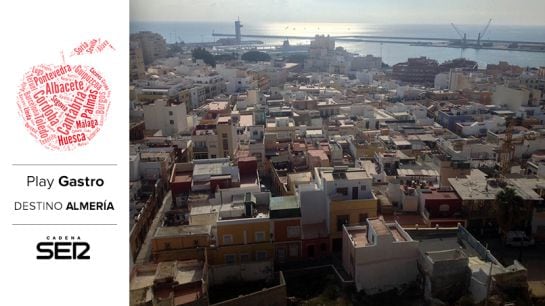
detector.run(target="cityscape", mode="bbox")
[129,2,545,305]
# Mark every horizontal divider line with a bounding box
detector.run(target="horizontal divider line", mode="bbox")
[12,164,118,166]
[12,224,118,226]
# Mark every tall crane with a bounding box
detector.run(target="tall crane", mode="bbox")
[477,19,492,47]
[450,23,467,48]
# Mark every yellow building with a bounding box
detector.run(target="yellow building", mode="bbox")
[314,166,378,252]
[213,217,273,265]
[151,224,211,262]
[330,197,378,250]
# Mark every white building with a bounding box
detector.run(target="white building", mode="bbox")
[492,85,530,111]
[216,64,255,94]
[342,218,419,294]
[143,99,188,136]
[456,115,506,137]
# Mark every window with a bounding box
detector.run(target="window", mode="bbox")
[223,234,233,245]
[164,242,171,250]
[336,215,349,231]
[169,120,174,125]
[239,253,250,263]
[336,187,348,196]
[289,245,299,257]
[360,185,367,191]
[255,231,265,242]
[439,204,450,212]
[277,248,286,260]
[211,154,216,158]
[168,111,173,116]
[224,254,236,264]
[320,243,327,252]
[287,226,300,238]
[256,251,268,261]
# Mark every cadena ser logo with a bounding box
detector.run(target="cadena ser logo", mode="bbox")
[36,235,90,260]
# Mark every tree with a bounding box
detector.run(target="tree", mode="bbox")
[241,50,270,62]
[167,42,184,57]
[285,53,307,64]
[191,47,216,67]
[496,187,527,235]
[214,53,237,62]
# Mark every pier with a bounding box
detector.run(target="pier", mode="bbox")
[212,33,545,53]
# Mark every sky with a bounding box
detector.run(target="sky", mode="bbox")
[131,0,545,26]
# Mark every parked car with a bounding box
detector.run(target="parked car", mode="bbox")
[505,231,535,247]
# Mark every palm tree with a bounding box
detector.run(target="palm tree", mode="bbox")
[496,187,526,235]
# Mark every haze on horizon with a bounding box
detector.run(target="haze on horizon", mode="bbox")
[131,0,545,26]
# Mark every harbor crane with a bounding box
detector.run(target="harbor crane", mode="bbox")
[450,23,467,47]
[477,19,492,47]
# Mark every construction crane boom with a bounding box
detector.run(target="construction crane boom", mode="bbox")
[481,19,492,38]
[477,19,492,47]
[450,23,464,39]
[450,23,467,48]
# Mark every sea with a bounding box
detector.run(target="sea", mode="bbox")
[131,21,545,68]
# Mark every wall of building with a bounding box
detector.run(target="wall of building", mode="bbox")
[299,184,329,226]
[351,237,419,294]
[144,100,188,136]
[492,85,530,111]
[217,219,271,247]
[273,218,301,242]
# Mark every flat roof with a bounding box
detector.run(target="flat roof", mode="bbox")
[239,114,254,127]
[506,178,544,201]
[406,229,480,258]
[392,139,411,146]
[347,226,369,247]
[319,167,371,181]
[288,172,313,183]
[367,219,408,242]
[193,161,231,177]
[397,168,439,177]
[270,195,299,211]
[154,225,212,238]
[208,101,229,112]
[448,177,502,201]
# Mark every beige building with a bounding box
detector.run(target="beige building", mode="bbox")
[130,41,145,80]
[130,31,167,65]
[143,99,188,136]
[192,116,237,160]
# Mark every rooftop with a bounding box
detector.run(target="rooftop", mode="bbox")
[319,167,372,182]
[346,226,369,247]
[397,168,439,177]
[448,177,502,200]
[419,189,460,201]
[130,260,205,305]
[193,159,232,177]
[270,195,300,211]
[506,178,544,201]
[154,225,212,238]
